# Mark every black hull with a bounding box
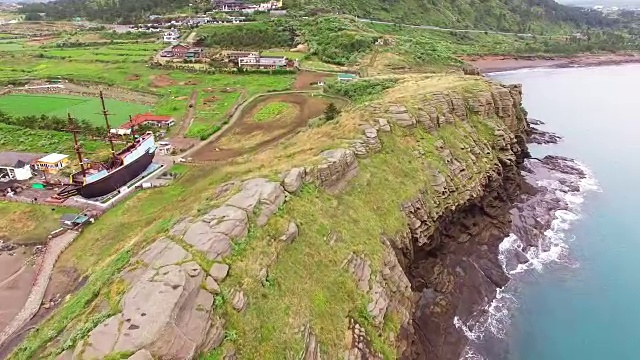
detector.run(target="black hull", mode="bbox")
[80,149,155,199]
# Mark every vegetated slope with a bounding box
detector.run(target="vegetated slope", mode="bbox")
[297,16,639,70]
[286,0,613,33]
[18,0,194,24]
[197,21,296,49]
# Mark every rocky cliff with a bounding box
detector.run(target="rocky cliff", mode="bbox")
[338,81,531,359]
[52,76,533,360]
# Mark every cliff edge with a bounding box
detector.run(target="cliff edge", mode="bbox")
[24,75,532,360]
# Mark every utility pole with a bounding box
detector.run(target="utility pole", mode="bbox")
[99,91,116,156]
[67,113,86,183]
[128,115,137,143]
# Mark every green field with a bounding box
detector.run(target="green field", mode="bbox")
[0,94,152,126]
[252,101,293,122]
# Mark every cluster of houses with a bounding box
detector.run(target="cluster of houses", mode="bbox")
[158,47,299,69]
[0,152,70,182]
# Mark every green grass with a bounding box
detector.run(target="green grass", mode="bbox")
[0,94,152,126]
[210,113,504,358]
[252,101,293,122]
[0,39,25,51]
[0,123,109,154]
[0,202,76,244]
[186,91,241,139]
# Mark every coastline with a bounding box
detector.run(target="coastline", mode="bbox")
[463,53,640,73]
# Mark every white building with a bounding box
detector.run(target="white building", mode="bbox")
[163,29,180,42]
[0,152,44,181]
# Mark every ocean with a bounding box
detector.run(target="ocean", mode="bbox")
[467,64,640,360]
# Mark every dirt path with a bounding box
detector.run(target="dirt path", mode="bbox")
[293,71,333,90]
[190,93,331,162]
[185,30,197,45]
[176,90,198,138]
[0,231,80,348]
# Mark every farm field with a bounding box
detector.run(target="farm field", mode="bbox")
[252,101,294,122]
[0,39,25,52]
[0,94,152,126]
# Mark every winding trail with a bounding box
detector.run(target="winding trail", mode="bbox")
[356,18,535,37]
[176,90,199,138]
[178,90,346,160]
[0,231,80,348]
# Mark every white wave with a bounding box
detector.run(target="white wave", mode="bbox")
[461,348,486,360]
[458,159,600,359]
[454,316,483,341]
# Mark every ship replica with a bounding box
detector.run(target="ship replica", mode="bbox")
[58,92,156,199]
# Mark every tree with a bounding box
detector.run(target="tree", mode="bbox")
[324,102,340,121]
[24,13,43,21]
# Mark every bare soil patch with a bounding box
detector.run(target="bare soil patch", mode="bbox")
[0,250,36,333]
[203,96,219,104]
[150,74,175,88]
[25,36,58,46]
[191,93,330,162]
[0,265,83,359]
[293,71,333,90]
[181,80,199,86]
[463,53,640,73]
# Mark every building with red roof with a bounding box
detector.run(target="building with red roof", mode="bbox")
[120,113,175,130]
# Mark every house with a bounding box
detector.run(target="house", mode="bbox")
[171,44,190,57]
[186,47,205,59]
[163,29,180,42]
[161,44,204,59]
[237,54,292,69]
[35,154,70,174]
[60,213,91,229]
[337,73,358,82]
[0,152,44,181]
[120,113,176,130]
[157,141,173,155]
[224,51,259,63]
[163,33,179,42]
[212,0,248,11]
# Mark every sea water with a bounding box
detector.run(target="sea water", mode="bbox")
[472,64,640,360]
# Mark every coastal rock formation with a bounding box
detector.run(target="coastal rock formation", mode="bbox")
[305,149,358,194]
[75,239,216,359]
[177,178,287,260]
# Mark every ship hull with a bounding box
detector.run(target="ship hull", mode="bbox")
[79,148,155,199]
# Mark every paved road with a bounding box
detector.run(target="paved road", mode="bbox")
[356,18,535,37]
[0,231,80,348]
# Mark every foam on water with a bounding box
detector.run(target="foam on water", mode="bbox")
[459,160,600,359]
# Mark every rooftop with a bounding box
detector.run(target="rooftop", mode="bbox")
[0,152,46,168]
[120,113,174,129]
[38,153,69,164]
[338,73,358,79]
